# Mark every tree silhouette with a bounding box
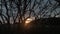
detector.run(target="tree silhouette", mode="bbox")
[0,0,60,24]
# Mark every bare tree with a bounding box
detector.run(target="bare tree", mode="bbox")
[0,0,60,24]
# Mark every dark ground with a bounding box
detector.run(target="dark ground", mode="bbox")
[0,18,60,34]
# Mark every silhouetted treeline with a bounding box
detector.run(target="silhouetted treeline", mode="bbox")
[32,18,60,25]
[0,0,60,24]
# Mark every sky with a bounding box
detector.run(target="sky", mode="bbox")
[0,0,60,24]
[0,0,60,17]
[30,0,60,18]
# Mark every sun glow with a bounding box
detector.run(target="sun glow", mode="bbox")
[24,18,33,29]
[25,18,32,24]
[24,18,35,29]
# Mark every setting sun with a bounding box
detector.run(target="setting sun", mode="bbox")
[24,18,33,29]
[24,17,35,28]
[25,18,32,24]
